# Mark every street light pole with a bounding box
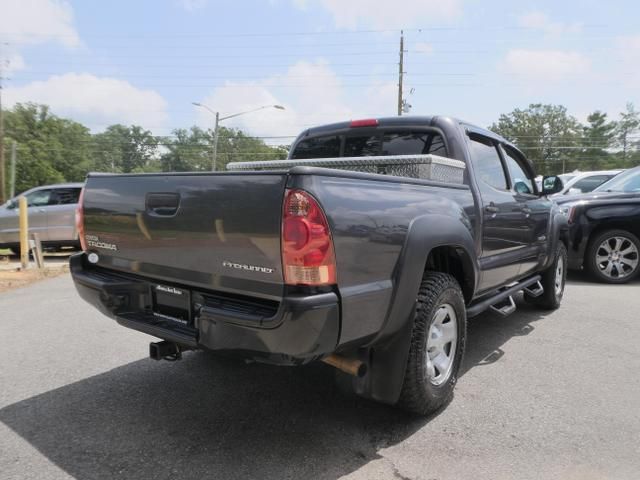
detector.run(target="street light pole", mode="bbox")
[212,111,219,172]
[192,103,284,171]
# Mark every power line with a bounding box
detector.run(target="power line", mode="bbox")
[10,71,476,80]
[0,23,609,40]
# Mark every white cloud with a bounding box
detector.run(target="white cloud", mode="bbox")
[195,60,401,144]
[414,42,434,56]
[3,52,26,74]
[176,0,208,12]
[616,34,640,84]
[517,11,582,36]
[501,49,591,82]
[292,0,461,29]
[0,0,80,47]
[4,73,169,130]
[196,61,352,141]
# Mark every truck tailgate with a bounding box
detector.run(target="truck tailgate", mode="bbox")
[82,172,287,300]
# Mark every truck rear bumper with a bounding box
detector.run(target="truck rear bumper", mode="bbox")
[70,253,340,363]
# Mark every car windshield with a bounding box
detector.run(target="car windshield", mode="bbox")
[594,168,640,193]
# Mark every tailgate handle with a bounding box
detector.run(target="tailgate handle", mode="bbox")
[146,193,180,216]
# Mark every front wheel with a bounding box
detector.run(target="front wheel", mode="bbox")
[397,272,467,416]
[525,242,567,310]
[585,230,640,284]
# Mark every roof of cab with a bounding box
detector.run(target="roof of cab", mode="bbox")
[300,115,508,143]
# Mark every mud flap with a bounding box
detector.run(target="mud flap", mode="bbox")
[352,309,415,405]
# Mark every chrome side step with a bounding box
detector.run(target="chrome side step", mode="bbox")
[466,274,542,318]
[523,281,544,298]
[489,296,516,317]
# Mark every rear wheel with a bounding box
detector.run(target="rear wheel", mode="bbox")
[525,242,567,310]
[585,230,640,284]
[397,272,466,416]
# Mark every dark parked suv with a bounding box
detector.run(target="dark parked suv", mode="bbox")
[556,166,640,283]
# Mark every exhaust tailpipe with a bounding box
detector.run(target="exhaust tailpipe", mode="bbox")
[322,354,367,377]
[149,341,182,361]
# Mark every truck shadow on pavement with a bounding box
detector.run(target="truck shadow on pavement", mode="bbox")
[0,298,552,479]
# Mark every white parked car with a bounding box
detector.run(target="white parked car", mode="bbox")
[553,170,623,196]
[0,183,84,254]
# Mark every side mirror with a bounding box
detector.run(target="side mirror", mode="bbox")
[541,175,564,195]
[5,199,17,210]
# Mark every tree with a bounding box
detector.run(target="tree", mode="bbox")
[214,126,288,170]
[3,103,92,194]
[91,124,159,173]
[490,104,582,174]
[615,103,640,164]
[159,126,212,172]
[581,111,616,170]
[159,126,288,172]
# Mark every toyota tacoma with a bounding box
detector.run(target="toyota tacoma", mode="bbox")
[71,116,568,415]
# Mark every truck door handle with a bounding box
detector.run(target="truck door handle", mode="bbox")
[146,193,180,216]
[485,204,499,214]
[521,207,532,216]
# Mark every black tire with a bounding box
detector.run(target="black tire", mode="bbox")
[397,272,466,416]
[525,242,567,310]
[585,229,640,284]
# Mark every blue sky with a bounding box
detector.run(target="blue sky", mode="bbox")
[1,0,639,144]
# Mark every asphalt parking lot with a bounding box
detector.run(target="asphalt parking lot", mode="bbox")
[0,273,638,480]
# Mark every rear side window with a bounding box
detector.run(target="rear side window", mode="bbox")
[570,175,613,193]
[468,136,507,190]
[291,135,340,159]
[49,188,82,205]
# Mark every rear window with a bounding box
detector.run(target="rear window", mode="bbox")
[291,129,447,159]
[290,135,340,159]
[344,135,381,157]
[382,132,446,156]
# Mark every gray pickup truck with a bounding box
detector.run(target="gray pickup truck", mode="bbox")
[71,116,568,415]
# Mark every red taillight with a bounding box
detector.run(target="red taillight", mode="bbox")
[282,189,336,286]
[75,187,87,251]
[350,118,378,128]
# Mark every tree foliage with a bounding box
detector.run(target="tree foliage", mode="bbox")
[92,124,159,173]
[490,104,582,174]
[581,111,617,170]
[615,103,640,163]
[1,103,288,195]
[3,103,92,194]
[491,103,640,174]
[158,126,287,172]
[2,101,639,198]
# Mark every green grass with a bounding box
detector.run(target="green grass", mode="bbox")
[0,249,11,256]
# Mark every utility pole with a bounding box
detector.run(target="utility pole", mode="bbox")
[0,47,9,203]
[10,141,16,198]
[397,30,404,116]
[0,65,5,204]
